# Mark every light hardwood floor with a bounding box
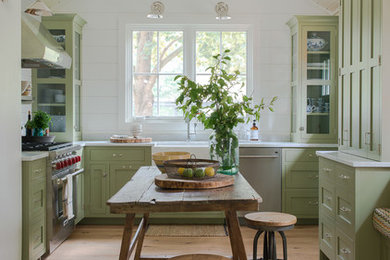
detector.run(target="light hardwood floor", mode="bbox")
[46,225,319,260]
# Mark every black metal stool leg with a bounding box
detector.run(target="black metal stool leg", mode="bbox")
[279,231,288,260]
[269,231,277,260]
[253,230,263,260]
[263,231,268,260]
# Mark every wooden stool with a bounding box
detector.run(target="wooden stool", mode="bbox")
[244,212,297,260]
[170,254,230,260]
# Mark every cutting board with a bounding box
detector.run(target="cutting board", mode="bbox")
[154,174,234,190]
[110,136,152,143]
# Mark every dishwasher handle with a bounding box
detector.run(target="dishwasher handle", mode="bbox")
[239,155,279,159]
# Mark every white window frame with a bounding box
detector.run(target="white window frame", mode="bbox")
[119,24,253,130]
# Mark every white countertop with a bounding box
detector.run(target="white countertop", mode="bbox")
[153,141,337,148]
[316,151,390,167]
[76,141,154,147]
[22,152,49,161]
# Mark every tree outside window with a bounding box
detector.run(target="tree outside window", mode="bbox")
[131,29,247,118]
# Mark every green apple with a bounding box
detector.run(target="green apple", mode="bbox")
[194,168,205,178]
[183,168,193,178]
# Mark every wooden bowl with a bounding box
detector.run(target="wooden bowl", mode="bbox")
[153,152,191,173]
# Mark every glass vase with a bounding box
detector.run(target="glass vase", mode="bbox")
[209,131,239,175]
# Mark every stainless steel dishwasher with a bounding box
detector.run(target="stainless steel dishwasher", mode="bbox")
[239,147,282,212]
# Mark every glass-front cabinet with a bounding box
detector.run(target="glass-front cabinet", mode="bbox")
[32,14,86,141]
[288,16,338,143]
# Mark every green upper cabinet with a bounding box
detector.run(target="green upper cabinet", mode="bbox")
[339,0,383,161]
[288,16,339,144]
[32,14,86,142]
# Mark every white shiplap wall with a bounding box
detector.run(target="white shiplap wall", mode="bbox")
[48,0,328,141]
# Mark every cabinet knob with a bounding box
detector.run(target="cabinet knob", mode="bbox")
[340,248,351,254]
[326,196,332,201]
[308,201,318,206]
[119,154,123,157]
[339,206,351,212]
[338,174,350,180]
[122,166,126,169]
[323,168,332,172]
[113,154,117,157]
[129,165,132,169]
[103,173,108,177]
[324,233,332,238]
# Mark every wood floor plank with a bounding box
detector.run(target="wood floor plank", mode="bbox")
[46,225,319,260]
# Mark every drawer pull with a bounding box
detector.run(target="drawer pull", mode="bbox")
[324,233,332,238]
[113,154,117,157]
[326,196,332,201]
[307,175,319,179]
[340,248,351,254]
[119,153,123,157]
[308,201,319,206]
[308,153,314,157]
[338,174,350,180]
[323,168,332,172]
[103,173,108,178]
[340,206,351,212]
[129,165,132,169]
[34,169,42,174]
[122,165,126,169]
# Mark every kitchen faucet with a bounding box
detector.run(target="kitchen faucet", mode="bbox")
[185,118,197,141]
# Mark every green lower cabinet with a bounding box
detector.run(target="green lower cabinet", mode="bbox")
[381,237,390,260]
[84,146,152,218]
[22,158,47,260]
[75,172,85,224]
[318,156,390,260]
[86,163,110,216]
[282,148,337,221]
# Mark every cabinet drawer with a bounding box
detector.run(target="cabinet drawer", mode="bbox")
[89,148,147,162]
[30,159,46,182]
[30,217,46,259]
[284,149,318,162]
[319,159,336,183]
[320,214,336,260]
[336,230,354,260]
[336,191,354,237]
[284,189,319,218]
[30,183,45,217]
[284,162,319,189]
[335,164,354,191]
[320,183,335,217]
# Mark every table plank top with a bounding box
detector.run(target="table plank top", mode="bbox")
[107,166,262,214]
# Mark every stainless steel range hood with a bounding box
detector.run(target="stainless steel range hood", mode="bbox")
[22,14,72,69]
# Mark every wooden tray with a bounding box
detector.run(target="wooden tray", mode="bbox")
[110,136,152,143]
[155,174,234,190]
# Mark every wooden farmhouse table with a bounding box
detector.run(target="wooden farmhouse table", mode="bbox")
[107,166,262,260]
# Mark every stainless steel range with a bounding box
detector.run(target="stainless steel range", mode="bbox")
[23,142,84,253]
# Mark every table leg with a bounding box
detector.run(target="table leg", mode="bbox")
[119,213,135,260]
[225,210,247,260]
[134,213,150,260]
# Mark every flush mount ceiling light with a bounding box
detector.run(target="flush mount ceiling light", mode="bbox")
[25,0,53,16]
[147,1,164,19]
[215,2,231,20]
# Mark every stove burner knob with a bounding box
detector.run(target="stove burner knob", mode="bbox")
[67,158,73,166]
[59,161,64,169]
[56,162,62,170]
[71,157,76,164]
[63,159,68,167]
[77,156,81,162]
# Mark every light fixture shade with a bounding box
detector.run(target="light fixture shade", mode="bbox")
[25,0,53,17]
[215,2,231,20]
[147,1,164,19]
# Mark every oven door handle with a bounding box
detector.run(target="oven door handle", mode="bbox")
[70,168,84,177]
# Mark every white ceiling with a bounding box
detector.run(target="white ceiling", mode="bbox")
[311,0,340,15]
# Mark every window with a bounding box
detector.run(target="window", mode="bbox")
[129,27,248,119]
[196,32,247,98]
[132,31,184,117]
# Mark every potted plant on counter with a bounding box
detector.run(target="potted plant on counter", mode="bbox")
[175,50,277,175]
[32,110,52,137]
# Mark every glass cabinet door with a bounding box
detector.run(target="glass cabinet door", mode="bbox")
[37,83,66,133]
[306,85,330,134]
[306,31,331,80]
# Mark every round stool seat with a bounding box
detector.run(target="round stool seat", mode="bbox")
[245,212,297,228]
[170,254,230,260]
